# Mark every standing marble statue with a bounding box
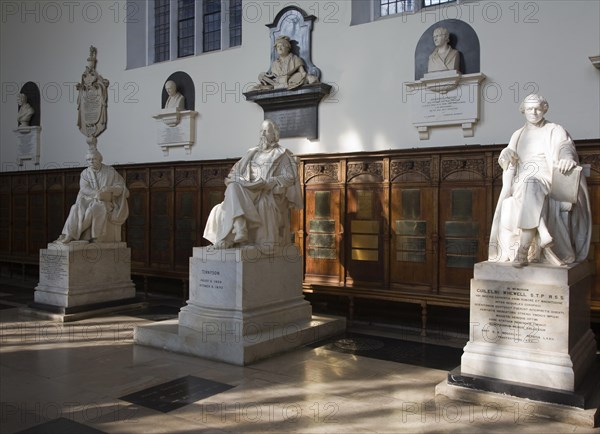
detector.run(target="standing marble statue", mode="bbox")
[164,80,185,110]
[17,93,35,127]
[255,36,318,90]
[204,119,303,248]
[489,94,591,267]
[55,149,129,244]
[428,27,460,73]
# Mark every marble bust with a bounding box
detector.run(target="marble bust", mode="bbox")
[55,149,129,244]
[203,119,303,248]
[17,93,35,127]
[255,36,318,91]
[427,27,460,73]
[488,94,591,267]
[164,80,185,110]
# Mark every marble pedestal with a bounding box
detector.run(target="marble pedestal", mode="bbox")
[24,242,142,321]
[439,261,600,427]
[135,246,345,365]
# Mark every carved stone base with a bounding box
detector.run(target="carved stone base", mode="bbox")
[32,242,136,312]
[135,246,345,365]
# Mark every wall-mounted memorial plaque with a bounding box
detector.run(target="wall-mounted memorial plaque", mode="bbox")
[243,6,331,140]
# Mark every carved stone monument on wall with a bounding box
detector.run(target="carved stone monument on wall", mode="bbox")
[405,20,486,140]
[77,46,109,150]
[243,6,331,140]
[134,120,344,364]
[437,95,599,427]
[13,86,42,166]
[153,72,198,156]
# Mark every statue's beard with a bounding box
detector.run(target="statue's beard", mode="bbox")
[259,136,276,151]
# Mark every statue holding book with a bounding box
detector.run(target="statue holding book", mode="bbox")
[488,94,591,267]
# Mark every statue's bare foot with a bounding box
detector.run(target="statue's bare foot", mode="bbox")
[54,234,73,244]
[214,240,233,249]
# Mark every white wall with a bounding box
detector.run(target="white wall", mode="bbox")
[1,0,599,171]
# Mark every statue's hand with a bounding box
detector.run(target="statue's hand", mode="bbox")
[96,191,112,201]
[264,178,278,191]
[498,148,518,170]
[557,159,576,174]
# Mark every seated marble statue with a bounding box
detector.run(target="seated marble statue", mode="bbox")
[17,93,35,127]
[55,149,129,244]
[203,119,303,249]
[255,36,318,91]
[488,94,591,267]
[427,27,460,73]
[164,80,185,110]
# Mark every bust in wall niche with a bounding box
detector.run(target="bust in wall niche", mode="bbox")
[164,80,185,110]
[17,93,35,127]
[427,27,460,73]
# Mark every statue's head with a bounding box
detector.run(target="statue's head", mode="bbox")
[86,149,103,170]
[18,93,27,106]
[274,36,292,56]
[260,119,280,147]
[433,27,450,47]
[165,80,177,96]
[519,94,549,114]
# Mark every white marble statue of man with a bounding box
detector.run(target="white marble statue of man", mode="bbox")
[17,93,35,127]
[427,27,460,73]
[204,119,303,249]
[488,94,591,267]
[164,80,185,110]
[256,36,317,90]
[55,149,129,244]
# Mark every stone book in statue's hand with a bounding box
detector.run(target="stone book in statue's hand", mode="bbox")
[550,165,581,204]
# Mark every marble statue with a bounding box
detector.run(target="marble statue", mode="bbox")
[488,94,591,267]
[427,27,460,73]
[164,80,185,110]
[255,36,318,90]
[204,119,303,249]
[17,93,35,127]
[55,149,129,244]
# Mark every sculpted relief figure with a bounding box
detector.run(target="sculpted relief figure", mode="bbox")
[55,150,129,244]
[204,120,303,249]
[17,93,35,127]
[489,94,591,267]
[427,27,460,73]
[164,80,185,110]
[255,36,318,91]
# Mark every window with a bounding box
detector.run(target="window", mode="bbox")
[127,0,243,69]
[229,0,242,47]
[154,0,170,62]
[380,0,414,17]
[178,0,195,58]
[423,0,456,6]
[203,0,221,52]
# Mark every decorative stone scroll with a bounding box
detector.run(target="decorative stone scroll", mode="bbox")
[76,46,109,150]
[244,6,331,140]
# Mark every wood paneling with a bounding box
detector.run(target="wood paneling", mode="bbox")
[0,141,598,314]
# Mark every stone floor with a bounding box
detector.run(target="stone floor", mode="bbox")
[1,276,599,433]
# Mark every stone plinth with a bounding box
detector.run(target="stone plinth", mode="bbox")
[25,241,140,321]
[460,261,596,392]
[135,246,345,365]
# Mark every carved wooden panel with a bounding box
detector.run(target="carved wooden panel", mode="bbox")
[127,189,148,266]
[126,169,148,188]
[28,192,46,254]
[391,159,432,183]
[0,191,9,253]
[175,167,199,187]
[150,190,173,268]
[347,161,383,183]
[202,165,232,187]
[175,190,198,270]
[441,156,486,181]
[150,168,173,188]
[305,162,339,184]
